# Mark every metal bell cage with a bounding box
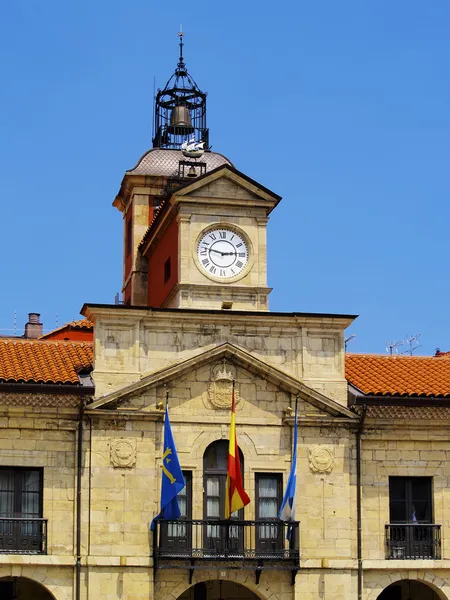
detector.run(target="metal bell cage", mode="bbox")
[152,38,209,150]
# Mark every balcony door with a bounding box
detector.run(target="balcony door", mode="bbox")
[203,440,244,555]
[0,468,43,553]
[255,474,283,555]
[389,477,435,559]
[159,471,192,555]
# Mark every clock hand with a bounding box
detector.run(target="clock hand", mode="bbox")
[209,249,237,256]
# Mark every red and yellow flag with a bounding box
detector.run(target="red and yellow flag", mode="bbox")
[225,383,250,518]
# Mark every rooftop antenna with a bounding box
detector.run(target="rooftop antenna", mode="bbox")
[401,333,422,356]
[56,313,59,328]
[345,334,356,351]
[13,310,16,336]
[386,339,404,356]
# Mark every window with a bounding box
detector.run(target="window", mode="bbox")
[389,477,432,524]
[255,474,283,551]
[164,257,171,284]
[176,471,192,520]
[387,477,438,560]
[163,471,192,552]
[256,474,282,520]
[203,441,245,552]
[0,468,43,519]
[204,440,244,520]
[0,468,45,554]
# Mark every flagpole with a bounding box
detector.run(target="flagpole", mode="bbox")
[150,387,186,531]
[279,394,299,539]
[293,394,298,460]
[289,394,299,542]
[225,378,250,519]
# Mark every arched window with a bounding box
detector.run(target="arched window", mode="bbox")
[203,440,244,520]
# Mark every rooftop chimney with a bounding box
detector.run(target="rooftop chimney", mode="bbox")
[24,313,43,339]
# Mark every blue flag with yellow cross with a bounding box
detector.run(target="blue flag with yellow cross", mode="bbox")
[151,404,185,529]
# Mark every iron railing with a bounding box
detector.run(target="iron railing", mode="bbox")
[153,519,299,565]
[385,524,441,560]
[0,518,48,554]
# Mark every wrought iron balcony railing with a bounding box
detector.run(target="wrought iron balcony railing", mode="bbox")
[0,518,48,554]
[385,524,441,560]
[153,519,300,584]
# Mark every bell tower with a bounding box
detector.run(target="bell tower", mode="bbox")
[114,33,281,311]
[152,30,209,150]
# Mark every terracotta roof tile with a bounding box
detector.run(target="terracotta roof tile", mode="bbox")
[0,339,93,384]
[67,319,93,330]
[40,319,93,339]
[346,354,450,398]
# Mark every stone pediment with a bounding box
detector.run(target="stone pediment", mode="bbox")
[88,343,356,423]
[172,165,281,211]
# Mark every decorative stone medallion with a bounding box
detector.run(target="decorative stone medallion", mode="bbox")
[207,361,240,409]
[309,445,334,474]
[110,439,137,468]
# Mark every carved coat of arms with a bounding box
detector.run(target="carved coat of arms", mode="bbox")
[309,445,334,474]
[110,439,137,468]
[208,361,240,409]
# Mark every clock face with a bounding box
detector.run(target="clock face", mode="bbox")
[197,228,249,279]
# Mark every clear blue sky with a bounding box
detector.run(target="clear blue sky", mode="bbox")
[1,1,449,355]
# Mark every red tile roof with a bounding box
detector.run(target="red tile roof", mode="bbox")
[40,319,93,340]
[0,339,93,384]
[346,353,450,398]
[67,319,93,330]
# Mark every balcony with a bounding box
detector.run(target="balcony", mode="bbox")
[0,518,48,554]
[153,519,300,584]
[385,524,441,560]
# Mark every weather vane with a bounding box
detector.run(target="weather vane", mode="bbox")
[177,25,184,64]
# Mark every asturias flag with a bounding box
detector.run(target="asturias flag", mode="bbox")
[278,401,298,531]
[225,383,250,518]
[150,404,185,530]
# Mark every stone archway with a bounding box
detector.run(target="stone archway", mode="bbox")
[163,574,284,600]
[177,580,262,600]
[0,577,57,600]
[375,578,448,600]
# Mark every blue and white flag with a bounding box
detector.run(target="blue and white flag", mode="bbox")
[279,402,298,534]
[150,404,185,530]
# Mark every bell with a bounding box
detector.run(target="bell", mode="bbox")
[187,165,197,178]
[167,105,194,134]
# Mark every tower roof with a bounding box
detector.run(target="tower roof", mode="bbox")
[126,148,233,177]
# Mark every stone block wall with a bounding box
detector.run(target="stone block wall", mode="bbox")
[88,307,350,407]
[0,406,77,556]
[361,425,450,561]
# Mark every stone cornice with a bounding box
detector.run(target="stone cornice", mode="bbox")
[81,303,356,330]
[88,341,356,420]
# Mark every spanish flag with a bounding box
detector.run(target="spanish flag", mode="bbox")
[225,382,250,518]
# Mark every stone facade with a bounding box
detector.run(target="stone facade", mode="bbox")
[2,307,450,600]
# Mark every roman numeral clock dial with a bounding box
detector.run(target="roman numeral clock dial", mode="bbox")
[197,228,249,280]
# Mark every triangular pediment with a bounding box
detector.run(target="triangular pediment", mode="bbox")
[173,165,281,210]
[89,343,356,423]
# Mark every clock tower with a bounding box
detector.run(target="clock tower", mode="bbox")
[114,34,280,311]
